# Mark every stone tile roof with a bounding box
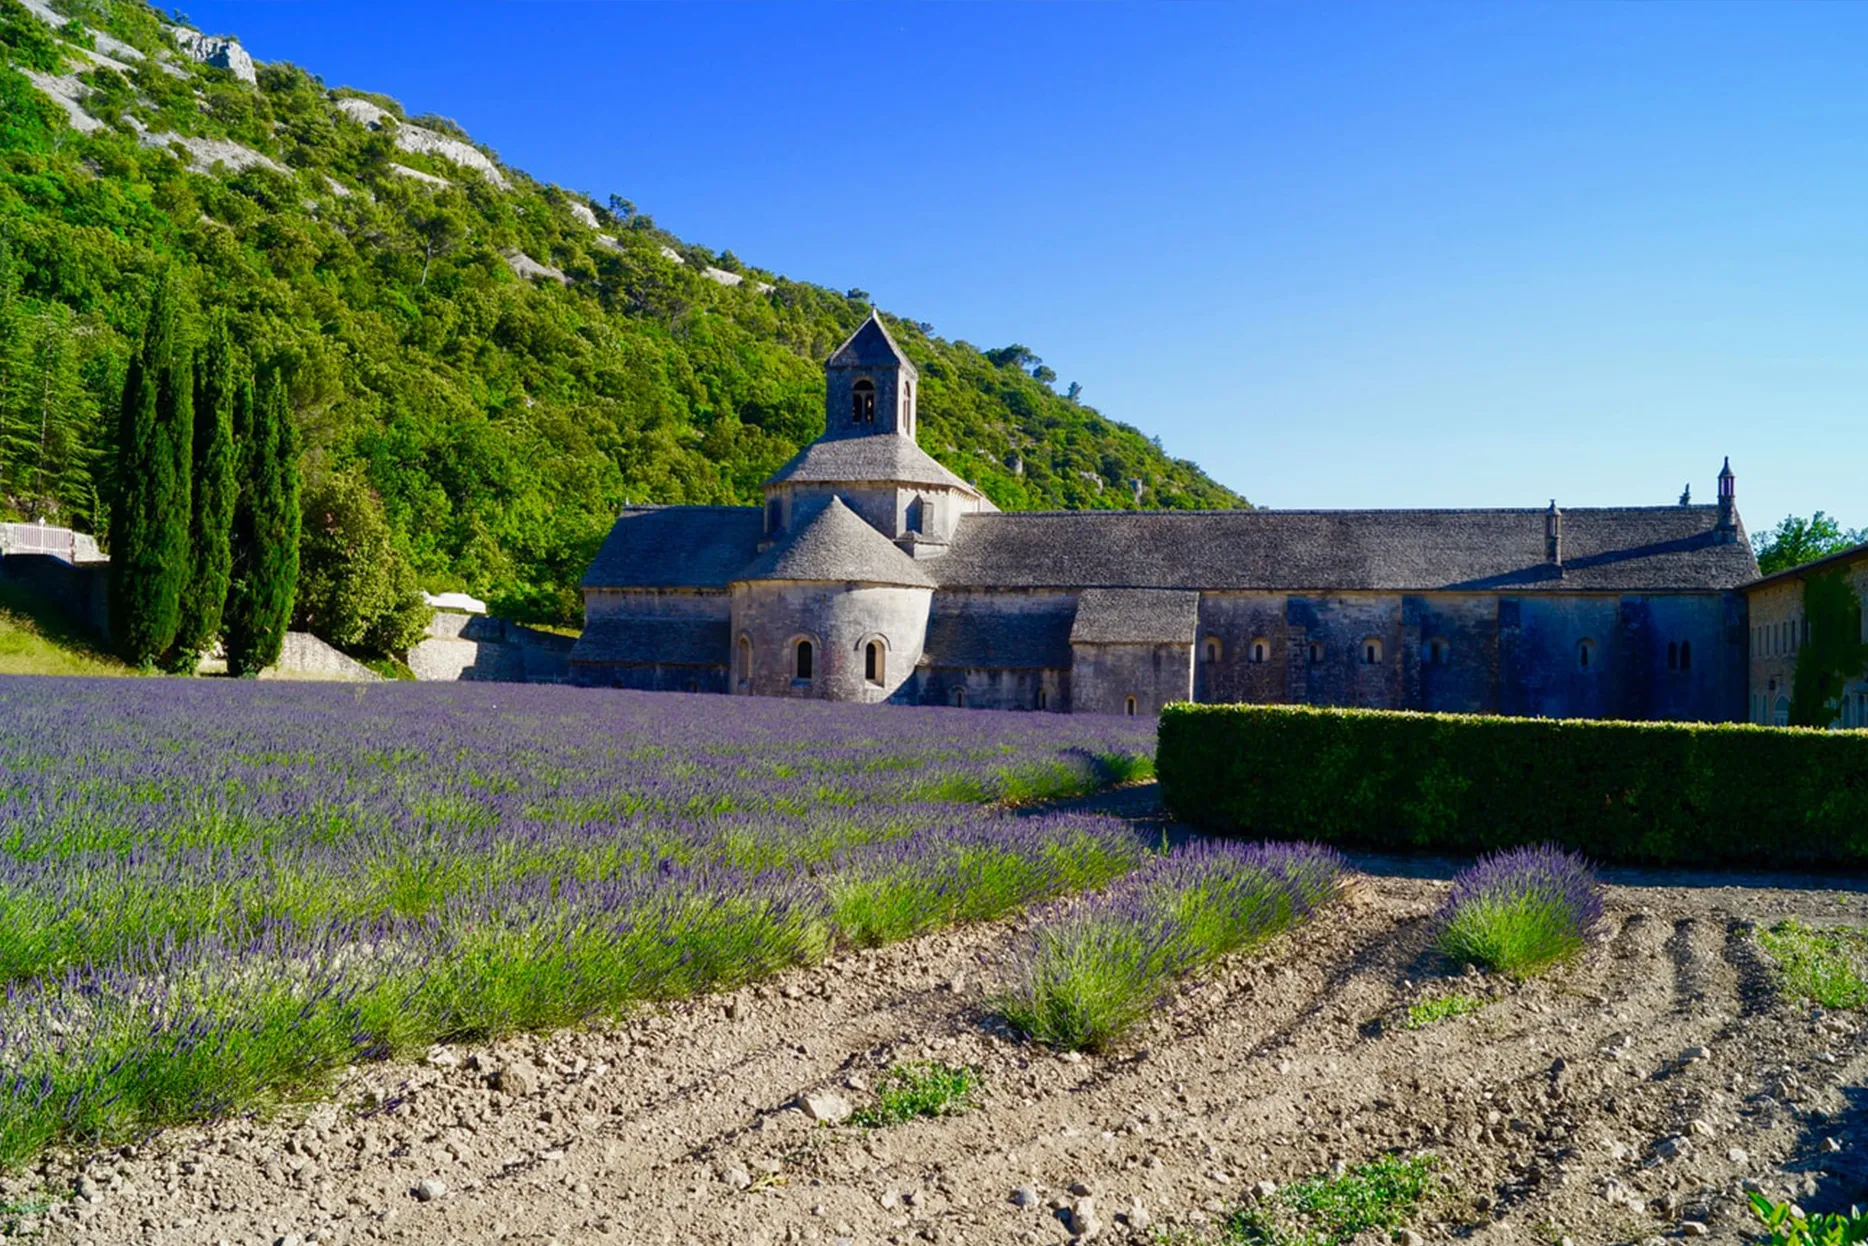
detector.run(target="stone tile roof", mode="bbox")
[580,505,762,590]
[827,311,916,374]
[1069,588,1201,644]
[765,434,978,493]
[570,616,729,666]
[922,601,1075,669]
[933,507,1759,593]
[736,498,935,588]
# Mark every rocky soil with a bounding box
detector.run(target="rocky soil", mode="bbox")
[11,788,1866,1246]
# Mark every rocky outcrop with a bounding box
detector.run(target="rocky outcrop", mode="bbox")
[138,131,287,176]
[566,200,601,230]
[389,163,449,187]
[502,249,568,285]
[168,28,257,84]
[335,98,509,189]
[23,69,104,134]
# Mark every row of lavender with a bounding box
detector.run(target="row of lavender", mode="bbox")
[0,678,1155,1163]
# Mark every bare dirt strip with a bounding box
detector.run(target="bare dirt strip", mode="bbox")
[15,785,1866,1246]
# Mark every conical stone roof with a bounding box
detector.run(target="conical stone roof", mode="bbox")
[827,311,915,373]
[735,497,935,588]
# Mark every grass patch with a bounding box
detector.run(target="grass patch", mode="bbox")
[1404,992,1483,1030]
[1223,1154,1438,1246]
[0,581,132,677]
[851,1061,979,1127]
[1748,1191,1868,1245]
[1757,920,1868,1010]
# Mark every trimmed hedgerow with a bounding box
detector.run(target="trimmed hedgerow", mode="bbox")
[1158,704,1868,866]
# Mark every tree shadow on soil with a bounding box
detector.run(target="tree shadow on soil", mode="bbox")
[1790,1080,1868,1214]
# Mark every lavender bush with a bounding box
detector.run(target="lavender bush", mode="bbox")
[0,677,1155,1165]
[1435,844,1605,977]
[998,840,1345,1052]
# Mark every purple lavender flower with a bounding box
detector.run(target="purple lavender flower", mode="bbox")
[1435,844,1604,977]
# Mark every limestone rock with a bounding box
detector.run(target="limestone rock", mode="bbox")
[799,1091,852,1124]
[169,28,257,84]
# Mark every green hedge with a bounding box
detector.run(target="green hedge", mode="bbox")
[1157,704,1868,867]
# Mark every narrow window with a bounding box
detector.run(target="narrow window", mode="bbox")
[1427,639,1447,666]
[795,639,813,681]
[1578,639,1594,669]
[1308,641,1323,665]
[864,640,883,684]
[737,635,752,687]
[1680,640,1691,671]
[905,495,925,535]
[1037,688,1048,711]
[1250,639,1268,664]
[954,687,966,708]
[852,378,876,424]
[1362,638,1382,665]
[1204,636,1221,663]
[1125,696,1137,717]
[765,497,781,535]
[1667,641,1679,671]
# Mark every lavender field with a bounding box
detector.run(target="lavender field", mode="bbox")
[0,678,1155,1164]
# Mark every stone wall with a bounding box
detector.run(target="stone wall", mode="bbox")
[1071,641,1193,717]
[259,632,384,682]
[408,613,574,684]
[729,581,931,702]
[914,666,1066,712]
[1744,552,1868,727]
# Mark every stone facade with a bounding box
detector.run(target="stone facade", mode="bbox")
[1741,543,1868,728]
[574,313,1768,721]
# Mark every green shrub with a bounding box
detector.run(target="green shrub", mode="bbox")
[1158,704,1868,866]
[851,1062,978,1127]
[1749,1192,1868,1246]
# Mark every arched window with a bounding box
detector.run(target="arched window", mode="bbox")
[737,635,752,688]
[1036,687,1048,711]
[794,639,814,681]
[1427,638,1448,666]
[1362,638,1383,665]
[851,378,876,424]
[1667,641,1679,671]
[1578,638,1595,669]
[864,639,884,685]
[1204,636,1222,663]
[1250,638,1269,664]
[1125,696,1137,717]
[953,687,966,708]
[1308,641,1323,666]
[1680,640,1691,671]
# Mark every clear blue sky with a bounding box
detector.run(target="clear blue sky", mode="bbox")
[188,1,1867,534]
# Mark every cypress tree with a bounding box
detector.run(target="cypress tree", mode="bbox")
[109,269,193,666]
[225,367,300,676]
[169,311,238,670]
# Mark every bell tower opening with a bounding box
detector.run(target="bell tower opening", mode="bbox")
[851,379,876,425]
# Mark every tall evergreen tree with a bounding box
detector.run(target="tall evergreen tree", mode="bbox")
[225,368,300,676]
[169,311,238,670]
[109,269,193,666]
[0,303,95,520]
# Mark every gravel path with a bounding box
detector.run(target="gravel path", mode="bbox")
[17,785,1866,1246]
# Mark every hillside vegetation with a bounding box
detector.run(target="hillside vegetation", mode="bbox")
[0,0,1245,626]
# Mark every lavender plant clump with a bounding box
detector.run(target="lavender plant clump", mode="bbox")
[0,677,1155,1165]
[998,839,1346,1053]
[1435,843,1605,978]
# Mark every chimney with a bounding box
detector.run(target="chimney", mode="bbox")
[1715,457,1737,542]
[1545,499,1563,571]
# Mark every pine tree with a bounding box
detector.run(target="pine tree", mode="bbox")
[109,269,194,666]
[168,311,238,670]
[0,304,93,519]
[225,367,300,676]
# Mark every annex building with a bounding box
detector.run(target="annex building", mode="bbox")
[571,313,1763,720]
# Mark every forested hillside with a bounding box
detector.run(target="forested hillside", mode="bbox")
[0,0,1245,626]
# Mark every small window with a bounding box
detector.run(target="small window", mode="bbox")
[905,495,926,535]
[852,378,876,424]
[1037,688,1048,711]
[954,687,966,708]
[1125,696,1137,717]
[1578,638,1595,669]
[737,635,752,687]
[794,639,814,681]
[764,497,781,535]
[864,640,884,685]
[1250,638,1268,665]
[1307,641,1323,665]
[1361,638,1382,665]
[1204,636,1221,663]
[1427,638,1448,666]
[1667,641,1679,671]
[1680,640,1691,672]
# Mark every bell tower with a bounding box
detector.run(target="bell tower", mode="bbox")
[823,310,918,443]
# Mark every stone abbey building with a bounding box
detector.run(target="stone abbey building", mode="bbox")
[572,313,1763,720]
